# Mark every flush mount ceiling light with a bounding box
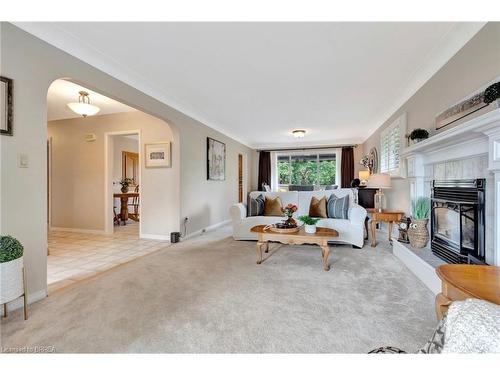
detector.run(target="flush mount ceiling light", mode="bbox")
[292,129,306,138]
[67,91,100,117]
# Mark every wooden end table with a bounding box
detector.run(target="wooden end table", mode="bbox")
[367,208,404,247]
[250,225,338,271]
[435,264,500,320]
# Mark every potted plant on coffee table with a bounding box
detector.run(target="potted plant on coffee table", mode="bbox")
[0,235,28,319]
[408,197,431,248]
[297,215,321,234]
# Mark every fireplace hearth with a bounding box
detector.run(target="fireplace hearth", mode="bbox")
[431,179,486,264]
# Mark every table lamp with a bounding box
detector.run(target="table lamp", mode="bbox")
[358,170,370,186]
[367,173,391,212]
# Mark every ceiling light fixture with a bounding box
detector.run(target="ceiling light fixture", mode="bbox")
[292,129,306,138]
[67,91,100,117]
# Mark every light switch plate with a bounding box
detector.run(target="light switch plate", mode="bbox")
[18,153,29,168]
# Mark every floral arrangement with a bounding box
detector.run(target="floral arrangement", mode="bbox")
[359,154,373,172]
[282,203,298,218]
[118,178,133,189]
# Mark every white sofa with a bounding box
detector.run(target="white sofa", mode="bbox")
[229,189,367,248]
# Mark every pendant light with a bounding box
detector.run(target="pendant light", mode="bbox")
[67,91,100,117]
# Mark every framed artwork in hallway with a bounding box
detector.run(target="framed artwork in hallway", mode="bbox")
[0,76,13,136]
[207,137,226,180]
[145,142,171,168]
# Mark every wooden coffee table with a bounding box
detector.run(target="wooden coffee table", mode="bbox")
[250,225,339,271]
[435,264,500,320]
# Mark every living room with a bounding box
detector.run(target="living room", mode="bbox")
[1,1,499,373]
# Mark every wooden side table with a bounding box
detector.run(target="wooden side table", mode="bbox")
[435,264,500,320]
[367,208,404,247]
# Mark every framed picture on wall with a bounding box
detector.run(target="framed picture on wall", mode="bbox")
[1,76,13,136]
[145,142,171,168]
[207,137,226,181]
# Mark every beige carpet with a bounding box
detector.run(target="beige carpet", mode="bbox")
[0,226,436,353]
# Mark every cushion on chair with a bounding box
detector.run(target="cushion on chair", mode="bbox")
[327,194,349,219]
[248,194,265,217]
[263,196,283,216]
[309,196,327,218]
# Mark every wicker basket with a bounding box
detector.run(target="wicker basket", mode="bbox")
[266,225,301,234]
[408,219,429,248]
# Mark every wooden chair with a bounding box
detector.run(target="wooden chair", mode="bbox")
[128,185,140,222]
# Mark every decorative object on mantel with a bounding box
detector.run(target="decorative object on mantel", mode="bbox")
[483,81,500,109]
[367,173,391,212]
[408,128,429,145]
[0,76,13,136]
[408,197,430,248]
[397,216,411,244]
[435,80,500,130]
[0,235,28,320]
[118,177,133,193]
[297,215,321,234]
[207,137,226,180]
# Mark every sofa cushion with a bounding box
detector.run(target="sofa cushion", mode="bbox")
[264,196,283,216]
[249,191,298,209]
[327,194,349,219]
[309,196,327,218]
[247,194,265,217]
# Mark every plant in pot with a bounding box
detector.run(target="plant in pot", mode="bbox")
[118,178,133,193]
[409,128,429,145]
[297,215,321,234]
[0,235,28,319]
[408,197,431,248]
[281,204,298,227]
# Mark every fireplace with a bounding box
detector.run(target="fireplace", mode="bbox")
[431,179,486,264]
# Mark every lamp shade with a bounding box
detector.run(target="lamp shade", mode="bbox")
[358,170,370,181]
[367,173,392,189]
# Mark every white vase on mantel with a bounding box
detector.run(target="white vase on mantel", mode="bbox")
[305,224,317,234]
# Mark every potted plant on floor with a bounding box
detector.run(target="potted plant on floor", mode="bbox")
[408,197,431,248]
[0,235,28,319]
[297,215,321,234]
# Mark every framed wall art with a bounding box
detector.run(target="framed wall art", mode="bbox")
[145,142,171,168]
[207,137,226,181]
[1,76,13,136]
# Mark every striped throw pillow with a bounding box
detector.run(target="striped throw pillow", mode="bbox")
[327,194,349,219]
[248,194,265,217]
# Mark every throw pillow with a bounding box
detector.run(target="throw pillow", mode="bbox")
[309,196,327,218]
[247,194,265,217]
[327,194,349,219]
[263,196,283,216]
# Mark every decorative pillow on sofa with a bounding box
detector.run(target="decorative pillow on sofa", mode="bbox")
[309,196,327,218]
[247,194,265,217]
[263,196,283,216]
[327,194,349,219]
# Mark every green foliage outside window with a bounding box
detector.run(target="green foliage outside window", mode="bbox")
[278,154,336,186]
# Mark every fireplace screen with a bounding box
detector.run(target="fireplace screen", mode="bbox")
[434,206,460,247]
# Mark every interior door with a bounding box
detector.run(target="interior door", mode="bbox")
[122,151,139,185]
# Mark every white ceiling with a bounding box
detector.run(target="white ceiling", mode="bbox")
[23,22,485,147]
[47,79,136,121]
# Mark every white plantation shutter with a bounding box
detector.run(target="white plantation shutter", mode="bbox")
[380,113,406,176]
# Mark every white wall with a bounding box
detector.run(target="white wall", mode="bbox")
[48,111,171,234]
[0,23,253,303]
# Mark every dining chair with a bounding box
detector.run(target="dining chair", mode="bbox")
[128,185,140,222]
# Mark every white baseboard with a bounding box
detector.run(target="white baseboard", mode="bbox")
[393,241,441,295]
[140,233,171,241]
[5,289,47,312]
[183,219,231,240]
[49,226,106,235]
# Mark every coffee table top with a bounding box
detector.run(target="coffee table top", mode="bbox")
[436,265,500,304]
[250,225,338,239]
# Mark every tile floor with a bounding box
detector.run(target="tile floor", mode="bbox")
[47,222,170,292]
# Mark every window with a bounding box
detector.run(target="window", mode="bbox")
[380,113,406,177]
[277,152,337,188]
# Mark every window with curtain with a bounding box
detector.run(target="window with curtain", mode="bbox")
[277,152,337,188]
[380,113,406,177]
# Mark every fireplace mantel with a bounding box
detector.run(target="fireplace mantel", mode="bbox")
[401,108,500,266]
